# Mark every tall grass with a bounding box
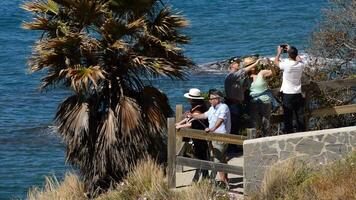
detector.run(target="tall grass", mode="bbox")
[27,172,86,200]
[28,157,229,200]
[249,151,356,200]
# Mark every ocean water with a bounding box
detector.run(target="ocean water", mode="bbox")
[0,0,327,199]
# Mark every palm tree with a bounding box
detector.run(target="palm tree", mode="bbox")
[22,0,193,196]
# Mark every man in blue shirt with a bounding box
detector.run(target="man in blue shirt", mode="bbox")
[191,89,231,187]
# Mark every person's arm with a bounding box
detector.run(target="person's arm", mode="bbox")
[259,69,273,78]
[190,112,207,120]
[244,59,262,73]
[205,118,224,133]
[175,117,189,126]
[296,55,303,62]
[176,121,192,129]
[274,46,283,68]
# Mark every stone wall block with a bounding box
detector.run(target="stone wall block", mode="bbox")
[295,138,324,156]
[350,131,356,137]
[325,143,348,155]
[315,134,324,141]
[244,143,255,156]
[278,141,286,151]
[280,150,295,160]
[287,137,302,144]
[285,142,295,152]
[261,155,279,167]
[351,135,356,148]
[323,134,337,144]
[337,132,349,143]
[324,151,341,162]
[261,142,278,155]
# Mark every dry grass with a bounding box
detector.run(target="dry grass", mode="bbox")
[249,151,356,200]
[178,180,229,200]
[27,157,230,200]
[27,172,86,200]
[299,152,356,200]
[96,157,176,200]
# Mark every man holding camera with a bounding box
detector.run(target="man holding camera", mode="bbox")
[274,45,306,134]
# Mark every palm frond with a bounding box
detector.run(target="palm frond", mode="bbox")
[55,95,89,162]
[129,55,184,79]
[22,17,50,30]
[101,17,145,42]
[59,65,106,93]
[116,97,143,136]
[141,86,171,134]
[147,7,190,43]
[21,0,59,15]
[98,108,118,147]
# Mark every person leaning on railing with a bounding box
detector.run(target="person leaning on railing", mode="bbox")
[175,88,210,181]
[189,89,231,188]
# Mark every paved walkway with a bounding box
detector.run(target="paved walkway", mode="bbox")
[175,149,244,199]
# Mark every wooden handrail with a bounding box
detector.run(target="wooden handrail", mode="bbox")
[176,156,243,175]
[271,104,356,123]
[271,78,356,96]
[177,128,247,145]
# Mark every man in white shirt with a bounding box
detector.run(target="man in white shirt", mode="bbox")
[274,45,306,133]
[190,89,231,187]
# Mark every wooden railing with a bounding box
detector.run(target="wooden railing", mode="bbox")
[167,116,255,188]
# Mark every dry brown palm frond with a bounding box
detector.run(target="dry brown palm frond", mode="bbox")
[55,96,89,158]
[21,0,59,15]
[110,40,130,51]
[22,17,50,30]
[116,97,143,136]
[59,65,106,93]
[142,86,171,134]
[129,55,184,79]
[98,108,119,147]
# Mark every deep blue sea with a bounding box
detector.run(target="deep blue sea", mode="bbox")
[0,0,327,199]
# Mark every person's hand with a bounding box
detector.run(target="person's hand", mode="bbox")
[183,111,190,117]
[186,112,192,119]
[277,45,283,54]
[205,128,214,133]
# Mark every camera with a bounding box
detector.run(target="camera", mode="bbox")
[280,44,288,53]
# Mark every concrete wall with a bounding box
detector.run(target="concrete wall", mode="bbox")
[243,126,356,196]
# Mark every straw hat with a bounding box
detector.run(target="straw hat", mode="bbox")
[184,88,204,99]
[243,56,259,67]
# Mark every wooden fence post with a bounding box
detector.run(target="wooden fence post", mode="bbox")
[175,105,184,172]
[246,128,256,139]
[167,117,176,188]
